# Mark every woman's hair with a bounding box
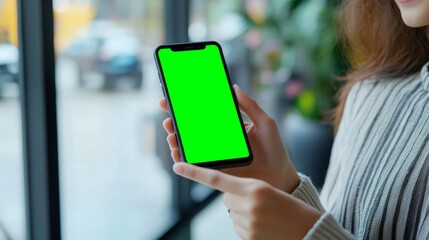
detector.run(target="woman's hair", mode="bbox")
[333,0,429,130]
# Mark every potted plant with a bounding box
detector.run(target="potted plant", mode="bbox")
[241,0,345,188]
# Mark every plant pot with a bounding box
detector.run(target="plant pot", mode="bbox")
[282,112,333,188]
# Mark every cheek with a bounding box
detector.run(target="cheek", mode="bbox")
[398,1,429,27]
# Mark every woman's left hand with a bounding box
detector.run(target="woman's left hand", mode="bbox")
[172,162,321,240]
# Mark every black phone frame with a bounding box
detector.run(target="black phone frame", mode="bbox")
[154,41,253,169]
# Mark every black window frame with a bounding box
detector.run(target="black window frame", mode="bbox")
[18,0,61,239]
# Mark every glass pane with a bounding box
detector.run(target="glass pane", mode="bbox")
[0,0,26,239]
[190,3,341,236]
[189,0,244,238]
[55,1,170,239]
[189,0,253,93]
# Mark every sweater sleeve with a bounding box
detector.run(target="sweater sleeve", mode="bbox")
[291,173,355,239]
[291,173,325,212]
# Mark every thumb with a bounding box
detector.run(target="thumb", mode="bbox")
[233,84,271,126]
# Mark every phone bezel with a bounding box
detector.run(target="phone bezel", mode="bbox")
[154,41,253,169]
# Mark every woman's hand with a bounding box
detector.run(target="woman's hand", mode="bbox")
[173,162,321,240]
[159,85,300,193]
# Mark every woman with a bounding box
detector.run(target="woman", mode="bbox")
[159,0,429,239]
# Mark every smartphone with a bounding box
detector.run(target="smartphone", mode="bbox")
[154,41,252,169]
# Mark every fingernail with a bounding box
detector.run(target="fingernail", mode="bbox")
[233,84,240,89]
[173,163,185,175]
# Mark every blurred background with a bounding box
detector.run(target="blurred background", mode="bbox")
[0,0,345,239]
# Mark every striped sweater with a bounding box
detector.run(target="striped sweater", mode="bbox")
[292,62,429,239]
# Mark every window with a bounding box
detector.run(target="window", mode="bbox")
[188,1,247,239]
[3,0,335,239]
[0,0,25,239]
[54,1,172,239]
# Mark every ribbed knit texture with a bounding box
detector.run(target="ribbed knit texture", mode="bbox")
[292,63,429,239]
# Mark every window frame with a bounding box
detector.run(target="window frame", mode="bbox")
[17,0,61,239]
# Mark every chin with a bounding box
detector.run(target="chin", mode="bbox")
[398,4,429,28]
[402,19,429,28]
[403,21,426,28]
[401,14,429,28]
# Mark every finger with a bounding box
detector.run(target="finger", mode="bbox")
[167,133,178,150]
[233,85,272,126]
[222,193,247,214]
[229,210,250,231]
[233,223,249,240]
[163,118,174,134]
[244,121,252,132]
[158,98,168,113]
[245,124,252,132]
[173,162,248,195]
[171,150,180,163]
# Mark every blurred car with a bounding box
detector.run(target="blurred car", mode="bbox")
[0,43,18,97]
[64,31,143,90]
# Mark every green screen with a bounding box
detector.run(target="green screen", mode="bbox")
[158,44,249,164]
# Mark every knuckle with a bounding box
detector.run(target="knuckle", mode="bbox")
[246,97,265,112]
[184,167,195,178]
[167,133,176,142]
[208,173,221,187]
[162,118,170,127]
[249,201,263,217]
[263,116,277,127]
[248,98,258,108]
[247,182,271,215]
[166,134,174,144]
[249,181,270,196]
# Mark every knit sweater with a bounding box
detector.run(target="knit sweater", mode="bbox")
[292,63,429,239]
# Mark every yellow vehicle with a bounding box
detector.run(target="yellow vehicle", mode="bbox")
[0,0,18,96]
[0,0,95,51]
[0,0,18,45]
[0,0,95,96]
[54,2,96,52]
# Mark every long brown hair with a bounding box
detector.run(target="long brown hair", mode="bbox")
[333,0,429,130]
